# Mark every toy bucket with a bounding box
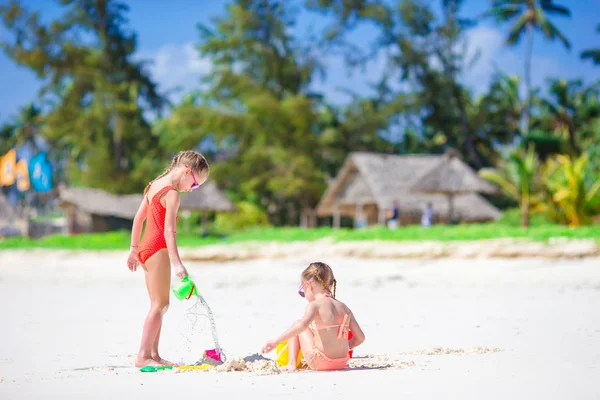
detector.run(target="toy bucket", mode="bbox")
[172,276,198,300]
[275,341,302,368]
[203,349,223,363]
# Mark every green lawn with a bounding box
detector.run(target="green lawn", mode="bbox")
[1,215,599,250]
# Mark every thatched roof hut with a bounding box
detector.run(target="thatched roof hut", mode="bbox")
[57,180,235,233]
[410,153,498,195]
[316,152,500,226]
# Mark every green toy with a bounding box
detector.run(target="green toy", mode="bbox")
[139,365,173,373]
[172,276,198,300]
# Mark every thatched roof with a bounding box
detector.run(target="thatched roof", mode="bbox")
[409,153,498,194]
[58,180,235,220]
[57,187,142,220]
[316,152,501,221]
[179,180,236,212]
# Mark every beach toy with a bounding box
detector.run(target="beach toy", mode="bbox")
[275,331,354,367]
[174,277,225,365]
[203,349,223,363]
[178,364,214,371]
[275,341,302,368]
[173,276,198,300]
[348,332,353,358]
[139,365,173,373]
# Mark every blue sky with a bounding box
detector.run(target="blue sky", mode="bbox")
[0,0,598,125]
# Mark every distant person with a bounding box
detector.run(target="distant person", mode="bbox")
[421,202,433,228]
[387,201,399,230]
[261,262,366,371]
[126,150,209,368]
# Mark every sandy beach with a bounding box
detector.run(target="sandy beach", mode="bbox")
[1,249,599,399]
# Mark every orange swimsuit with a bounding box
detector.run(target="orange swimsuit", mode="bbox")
[137,185,177,265]
[305,313,351,371]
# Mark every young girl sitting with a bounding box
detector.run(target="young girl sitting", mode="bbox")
[261,262,365,371]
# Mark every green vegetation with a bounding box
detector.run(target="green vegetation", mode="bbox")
[1,1,599,230]
[2,210,598,250]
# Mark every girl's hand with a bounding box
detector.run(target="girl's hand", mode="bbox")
[127,250,139,272]
[174,264,188,279]
[261,340,278,354]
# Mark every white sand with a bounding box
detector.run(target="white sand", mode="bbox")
[1,249,599,399]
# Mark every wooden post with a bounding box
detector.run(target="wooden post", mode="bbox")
[447,194,455,224]
[333,202,340,229]
[378,206,386,226]
[355,202,364,228]
[300,213,307,229]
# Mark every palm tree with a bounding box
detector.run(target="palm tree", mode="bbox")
[536,78,600,158]
[541,154,600,226]
[581,23,600,65]
[478,145,542,227]
[486,1,571,135]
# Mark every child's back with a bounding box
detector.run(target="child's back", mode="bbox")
[310,296,355,359]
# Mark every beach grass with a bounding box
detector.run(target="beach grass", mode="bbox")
[1,212,598,250]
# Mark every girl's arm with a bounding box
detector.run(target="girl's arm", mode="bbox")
[348,311,365,349]
[130,198,148,249]
[163,190,187,278]
[272,302,318,345]
[127,198,148,272]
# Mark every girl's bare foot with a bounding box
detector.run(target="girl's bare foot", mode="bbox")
[152,355,177,367]
[135,358,162,368]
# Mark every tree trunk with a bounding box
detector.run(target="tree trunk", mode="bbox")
[523,22,534,136]
[566,119,581,156]
[521,198,530,228]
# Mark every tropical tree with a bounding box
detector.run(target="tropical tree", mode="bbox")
[541,154,600,226]
[486,0,571,135]
[0,0,166,194]
[581,23,600,65]
[158,0,326,225]
[478,145,542,227]
[309,0,505,168]
[537,78,600,157]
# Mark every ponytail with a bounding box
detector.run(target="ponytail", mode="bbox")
[143,153,182,196]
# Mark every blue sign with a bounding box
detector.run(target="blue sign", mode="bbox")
[29,152,53,193]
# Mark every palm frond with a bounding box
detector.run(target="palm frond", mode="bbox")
[539,18,571,49]
[485,4,522,21]
[478,168,520,200]
[581,49,600,64]
[506,14,529,45]
[540,1,571,17]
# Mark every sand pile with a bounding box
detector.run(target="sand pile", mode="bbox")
[215,354,281,375]
[402,347,502,356]
[348,356,416,370]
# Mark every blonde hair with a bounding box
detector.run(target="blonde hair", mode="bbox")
[144,150,209,195]
[301,262,337,298]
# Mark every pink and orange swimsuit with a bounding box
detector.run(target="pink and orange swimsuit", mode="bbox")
[305,313,351,371]
[137,185,178,265]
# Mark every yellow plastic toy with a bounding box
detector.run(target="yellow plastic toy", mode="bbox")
[178,364,215,371]
[275,340,302,368]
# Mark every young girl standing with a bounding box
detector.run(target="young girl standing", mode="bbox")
[126,150,209,368]
[262,262,366,371]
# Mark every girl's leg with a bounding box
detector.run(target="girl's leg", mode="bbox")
[286,335,301,370]
[298,329,317,370]
[134,249,172,368]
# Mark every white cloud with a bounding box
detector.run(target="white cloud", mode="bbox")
[136,42,212,103]
[462,24,562,97]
